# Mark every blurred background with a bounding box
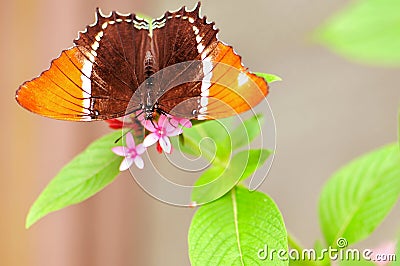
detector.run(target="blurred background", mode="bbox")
[2,0,399,265]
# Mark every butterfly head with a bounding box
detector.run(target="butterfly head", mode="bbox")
[144,107,155,120]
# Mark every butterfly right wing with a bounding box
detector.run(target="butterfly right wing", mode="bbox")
[151,3,268,120]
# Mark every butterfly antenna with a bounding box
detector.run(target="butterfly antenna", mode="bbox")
[150,118,157,129]
[135,109,144,119]
[114,129,133,143]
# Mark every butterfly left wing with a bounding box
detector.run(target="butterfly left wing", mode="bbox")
[16,9,150,121]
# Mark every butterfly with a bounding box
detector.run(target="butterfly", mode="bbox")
[15,2,269,122]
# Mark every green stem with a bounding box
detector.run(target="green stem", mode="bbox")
[287,233,305,254]
[287,232,329,266]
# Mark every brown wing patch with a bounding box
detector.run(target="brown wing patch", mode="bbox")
[153,4,268,120]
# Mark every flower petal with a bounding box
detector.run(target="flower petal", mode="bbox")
[180,118,192,128]
[169,117,179,127]
[143,133,159,147]
[143,120,157,132]
[135,143,146,154]
[112,146,127,157]
[164,120,178,133]
[125,132,135,148]
[158,115,168,127]
[159,136,172,153]
[167,126,183,137]
[133,156,144,169]
[119,157,134,171]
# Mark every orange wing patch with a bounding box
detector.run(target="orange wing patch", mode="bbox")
[16,47,95,121]
[198,42,269,119]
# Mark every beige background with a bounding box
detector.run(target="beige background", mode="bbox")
[2,0,399,265]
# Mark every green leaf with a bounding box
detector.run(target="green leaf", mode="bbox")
[26,131,123,228]
[189,186,288,266]
[319,144,400,247]
[255,72,282,83]
[228,114,264,151]
[173,118,233,163]
[339,259,375,266]
[192,149,271,203]
[176,114,266,165]
[288,259,304,266]
[398,108,400,148]
[314,0,400,66]
[191,165,226,204]
[136,13,153,23]
[393,235,400,266]
[290,260,316,266]
[236,149,272,182]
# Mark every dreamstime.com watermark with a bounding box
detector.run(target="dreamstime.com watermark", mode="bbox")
[257,238,397,263]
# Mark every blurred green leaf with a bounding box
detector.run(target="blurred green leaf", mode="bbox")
[26,131,123,228]
[340,259,375,266]
[255,72,282,83]
[319,144,400,247]
[192,149,271,203]
[393,236,400,266]
[315,0,400,66]
[189,186,288,265]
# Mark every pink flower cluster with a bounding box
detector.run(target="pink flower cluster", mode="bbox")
[108,115,192,171]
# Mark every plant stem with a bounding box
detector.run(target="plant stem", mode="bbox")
[287,232,329,266]
[287,233,304,254]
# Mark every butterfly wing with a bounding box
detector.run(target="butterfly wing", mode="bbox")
[152,3,269,119]
[16,9,150,121]
[16,4,268,121]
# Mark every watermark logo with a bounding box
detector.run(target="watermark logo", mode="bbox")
[336,237,348,249]
[122,60,276,206]
[257,238,397,263]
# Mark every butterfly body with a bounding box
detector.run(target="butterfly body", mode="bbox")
[16,2,269,122]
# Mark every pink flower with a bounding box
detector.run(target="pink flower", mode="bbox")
[112,132,145,171]
[170,117,192,128]
[371,241,397,265]
[142,115,184,153]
